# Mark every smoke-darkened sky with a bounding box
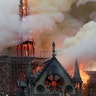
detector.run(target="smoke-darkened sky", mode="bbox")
[0,0,96,70]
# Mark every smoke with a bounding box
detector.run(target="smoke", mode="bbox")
[76,0,96,6]
[57,21,96,70]
[0,0,82,50]
[0,0,19,50]
[23,0,76,38]
[89,11,96,21]
[28,0,75,13]
[0,0,96,71]
[0,0,19,14]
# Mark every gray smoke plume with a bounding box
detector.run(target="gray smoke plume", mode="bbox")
[0,0,96,71]
[57,21,96,71]
[0,0,81,50]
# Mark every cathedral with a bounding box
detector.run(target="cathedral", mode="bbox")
[0,0,83,96]
[16,42,83,96]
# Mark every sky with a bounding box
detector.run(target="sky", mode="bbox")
[0,0,96,70]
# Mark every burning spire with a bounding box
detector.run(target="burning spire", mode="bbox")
[16,0,35,57]
[19,0,28,19]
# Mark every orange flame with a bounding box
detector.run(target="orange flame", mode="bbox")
[67,63,90,85]
[79,64,90,84]
[80,70,90,84]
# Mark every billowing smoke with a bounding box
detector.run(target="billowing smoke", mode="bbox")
[76,0,96,6]
[57,21,96,71]
[21,0,78,50]
[0,0,96,71]
[28,0,75,13]
[89,11,96,21]
[0,0,82,51]
[0,0,19,50]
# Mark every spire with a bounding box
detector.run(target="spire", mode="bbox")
[19,0,28,19]
[52,42,56,57]
[73,59,82,83]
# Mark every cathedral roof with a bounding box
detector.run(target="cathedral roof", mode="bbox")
[33,56,73,83]
[32,42,73,83]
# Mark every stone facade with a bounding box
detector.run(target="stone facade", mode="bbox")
[16,43,82,96]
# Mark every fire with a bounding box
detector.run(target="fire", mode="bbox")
[21,0,27,17]
[80,70,90,84]
[79,64,90,84]
[67,63,90,85]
